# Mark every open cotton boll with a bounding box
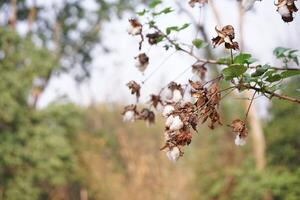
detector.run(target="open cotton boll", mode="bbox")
[127,26,142,35]
[172,89,183,102]
[165,115,174,127]
[162,105,175,117]
[123,111,135,122]
[242,0,258,11]
[170,116,183,131]
[165,88,173,100]
[135,59,147,72]
[278,5,291,17]
[166,147,180,162]
[234,135,246,146]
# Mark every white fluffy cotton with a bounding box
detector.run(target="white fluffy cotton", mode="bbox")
[123,111,135,122]
[172,89,183,102]
[135,58,148,73]
[278,5,291,17]
[165,115,174,127]
[127,26,142,35]
[234,135,246,146]
[162,105,175,117]
[170,116,183,131]
[166,147,180,162]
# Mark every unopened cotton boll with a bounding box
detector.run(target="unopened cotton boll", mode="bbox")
[123,111,135,122]
[162,105,175,117]
[165,115,174,127]
[234,135,246,146]
[172,89,183,102]
[166,147,180,162]
[170,116,183,131]
[278,5,291,17]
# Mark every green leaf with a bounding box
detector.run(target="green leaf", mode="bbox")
[243,74,258,83]
[137,9,148,16]
[273,47,289,58]
[217,57,231,65]
[166,26,178,35]
[233,53,256,65]
[152,7,173,16]
[251,64,270,77]
[266,74,282,82]
[149,0,162,8]
[165,23,189,35]
[280,70,300,79]
[192,39,208,49]
[222,64,248,80]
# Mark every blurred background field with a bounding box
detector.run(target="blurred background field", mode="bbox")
[0,0,300,200]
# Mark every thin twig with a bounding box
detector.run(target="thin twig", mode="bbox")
[245,91,257,120]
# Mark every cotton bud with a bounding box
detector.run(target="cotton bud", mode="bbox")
[234,134,246,146]
[166,146,180,162]
[170,116,184,131]
[127,19,142,36]
[123,110,135,122]
[162,105,175,117]
[165,115,174,127]
[172,89,183,102]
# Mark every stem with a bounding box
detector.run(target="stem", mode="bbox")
[245,91,257,120]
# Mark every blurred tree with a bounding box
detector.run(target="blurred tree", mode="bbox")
[0,0,148,103]
[265,78,300,170]
[0,28,84,199]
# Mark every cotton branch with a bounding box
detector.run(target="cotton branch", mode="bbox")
[150,24,300,72]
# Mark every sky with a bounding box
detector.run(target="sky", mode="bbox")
[38,0,300,117]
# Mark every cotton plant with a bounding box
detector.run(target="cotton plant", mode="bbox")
[122,0,300,162]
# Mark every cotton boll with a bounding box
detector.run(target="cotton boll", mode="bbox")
[135,58,148,73]
[170,116,183,131]
[234,135,246,146]
[172,89,183,102]
[242,0,258,11]
[162,105,175,117]
[165,88,173,100]
[127,26,142,35]
[123,111,135,122]
[165,115,174,127]
[166,147,180,162]
[278,5,291,17]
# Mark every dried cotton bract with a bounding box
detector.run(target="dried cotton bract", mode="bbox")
[212,25,239,50]
[275,0,298,22]
[126,81,141,101]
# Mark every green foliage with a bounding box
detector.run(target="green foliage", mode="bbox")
[265,78,300,170]
[165,23,190,35]
[0,29,83,199]
[273,47,299,66]
[152,7,174,16]
[192,39,208,49]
